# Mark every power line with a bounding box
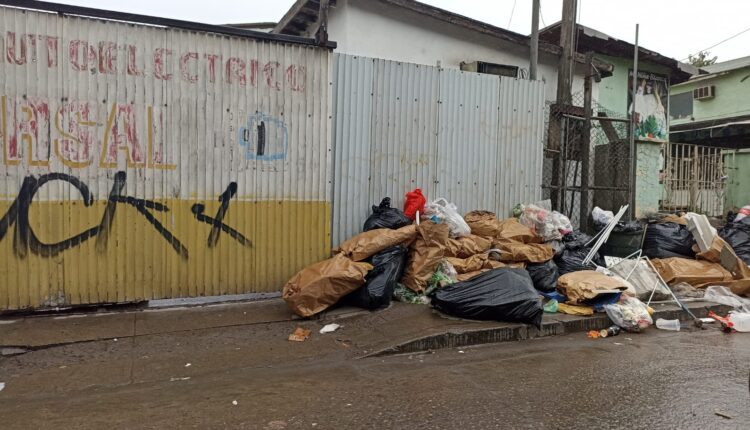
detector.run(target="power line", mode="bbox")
[681,25,750,61]
[507,0,518,28]
[539,3,546,27]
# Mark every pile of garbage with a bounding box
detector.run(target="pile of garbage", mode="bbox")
[282,192,750,335]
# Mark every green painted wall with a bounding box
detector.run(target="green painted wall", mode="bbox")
[725,150,750,210]
[635,141,663,216]
[671,68,750,126]
[596,54,674,115]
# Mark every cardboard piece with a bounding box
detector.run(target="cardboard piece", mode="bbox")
[651,257,733,287]
[288,327,312,342]
[283,254,373,317]
[446,234,492,258]
[491,239,554,263]
[334,225,417,262]
[557,303,595,316]
[402,222,450,293]
[557,270,630,305]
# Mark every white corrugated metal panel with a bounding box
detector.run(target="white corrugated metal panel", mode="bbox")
[370,60,440,210]
[0,6,331,310]
[497,78,546,217]
[330,54,545,245]
[331,55,374,246]
[436,69,501,214]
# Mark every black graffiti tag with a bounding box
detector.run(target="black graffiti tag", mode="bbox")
[96,171,189,260]
[0,173,98,258]
[191,182,252,248]
[0,172,192,260]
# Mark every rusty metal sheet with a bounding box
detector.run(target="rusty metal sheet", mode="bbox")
[0,6,332,310]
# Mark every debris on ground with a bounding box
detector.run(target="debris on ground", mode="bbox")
[279,194,750,339]
[288,327,312,342]
[0,382,5,392]
[319,324,341,334]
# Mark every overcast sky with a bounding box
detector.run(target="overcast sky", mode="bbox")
[54,0,750,63]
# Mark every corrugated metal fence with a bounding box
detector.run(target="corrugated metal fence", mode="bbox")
[331,54,545,245]
[0,5,331,310]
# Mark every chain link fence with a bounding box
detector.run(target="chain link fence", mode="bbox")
[543,92,632,231]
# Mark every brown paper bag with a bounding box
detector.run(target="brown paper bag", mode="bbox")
[446,234,493,258]
[283,254,373,318]
[334,225,417,262]
[496,218,542,244]
[456,269,489,282]
[651,257,733,286]
[402,222,450,293]
[491,239,554,263]
[557,270,629,305]
[464,210,501,238]
[446,254,489,274]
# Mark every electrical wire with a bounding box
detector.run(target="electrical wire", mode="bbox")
[680,25,750,61]
[507,0,518,28]
[540,2,546,27]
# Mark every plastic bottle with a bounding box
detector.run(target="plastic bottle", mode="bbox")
[655,318,681,331]
[728,313,750,332]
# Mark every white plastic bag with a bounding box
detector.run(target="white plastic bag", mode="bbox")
[592,207,614,227]
[424,198,471,238]
[604,296,653,332]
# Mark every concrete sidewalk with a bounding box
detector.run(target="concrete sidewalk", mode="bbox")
[0,297,733,357]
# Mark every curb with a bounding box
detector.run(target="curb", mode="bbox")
[363,302,733,357]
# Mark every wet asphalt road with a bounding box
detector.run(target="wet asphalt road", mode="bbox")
[1,328,749,429]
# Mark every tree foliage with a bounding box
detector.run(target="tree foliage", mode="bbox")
[688,51,718,67]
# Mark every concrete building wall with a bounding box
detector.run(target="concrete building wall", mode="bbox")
[316,0,588,103]
[671,68,750,126]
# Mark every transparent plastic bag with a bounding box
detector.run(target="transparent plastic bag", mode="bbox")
[518,204,572,241]
[704,286,750,313]
[424,198,471,238]
[604,296,653,332]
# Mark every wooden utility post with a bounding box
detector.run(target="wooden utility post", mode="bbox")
[530,0,540,80]
[556,0,577,105]
[580,52,594,232]
[315,0,330,46]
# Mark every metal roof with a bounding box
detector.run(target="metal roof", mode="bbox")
[702,55,750,74]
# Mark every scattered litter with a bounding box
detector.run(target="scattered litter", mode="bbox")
[587,330,601,339]
[714,410,733,420]
[232,400,238,406]
[0,382,5,392]
[728,312,750,332]
[169,377,190,382]
[613,342,623,346]
[655,318,681,331]
[458,350,465,354]
[319,323,341,334]
[59,365,67,369]
[185,363,192,367]
[288,327,312,342]
[346,403,352,407]
[599,325,621,338]
[604,296,653,332]
[625,338,633,341]
[113,338,118,342]
[699,318,715,324]
[335,338,352,348]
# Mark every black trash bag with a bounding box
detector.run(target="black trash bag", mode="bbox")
[720,218,750,265]
[642,222,696,259]
[342,246,408,310]
[526,260,559,293]
[430,268,543,328]
[555,248,605,276]
[363,197,412,231]
[563,231,595,250]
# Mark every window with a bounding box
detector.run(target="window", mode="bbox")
[460,61,519,78]
[669,91,693,120]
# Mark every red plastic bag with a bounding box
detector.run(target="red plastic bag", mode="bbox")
[404,188,426,221]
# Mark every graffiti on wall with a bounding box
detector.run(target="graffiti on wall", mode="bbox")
[1,31,307,90]
[239,113,288,161]
[0,172,252,260]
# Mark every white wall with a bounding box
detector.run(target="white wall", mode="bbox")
[315,0,594,103]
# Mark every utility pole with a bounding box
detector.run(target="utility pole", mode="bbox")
[556,0,577,105]
[529,0,540,80]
